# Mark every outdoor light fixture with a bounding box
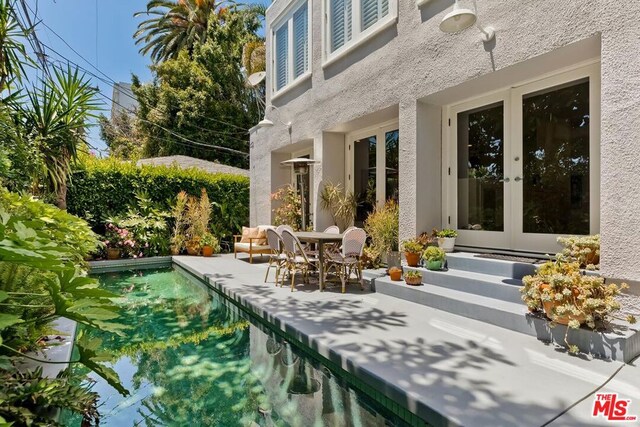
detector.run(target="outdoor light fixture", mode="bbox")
[257,105,291,130]
[281,157,318,231]
[439,0,495,42]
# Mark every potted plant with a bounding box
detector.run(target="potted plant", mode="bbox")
[557,234,600,270]
[364,200,400,268]
[521,257,638,353]
[402,239,424,267]
[436,229,458,253]
[404,270,422,286]
[184,189,213,256]
[423,246,446,271]
[104,222,135,260]
[389,266,402,281]
[201,232,220,257]
[171,191,188,255]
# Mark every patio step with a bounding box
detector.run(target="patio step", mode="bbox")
[402,266,523,304]
[443,252,539,279]
[374,275,640,363]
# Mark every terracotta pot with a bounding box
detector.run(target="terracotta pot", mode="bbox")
[585,252,600,267]
[405,275,422,286]
[389,269,402,281]
[202,246,214,257]
[542,300,586,326]
[186,245,200,256]
[106,248,121,260]
[405,252,421,267]
[426,260,443,271]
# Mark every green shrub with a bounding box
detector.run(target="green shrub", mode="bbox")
[67,157,249,248]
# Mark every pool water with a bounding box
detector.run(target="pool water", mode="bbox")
[62,267,409,426]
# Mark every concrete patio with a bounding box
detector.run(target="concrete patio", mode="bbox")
[172,254,640,427]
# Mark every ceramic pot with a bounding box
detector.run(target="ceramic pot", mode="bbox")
[202,246,214,257]
[405,252,420,267]
[389,269,402,281]
[186,245,200,256]
[106,248,121,260]
[405,275,422,286]
[438,237,456,253]
[542,300,586,326]
[426,260,443,271]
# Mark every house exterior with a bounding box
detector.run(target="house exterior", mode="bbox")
[111,82,138,117]
[249,0,640,284]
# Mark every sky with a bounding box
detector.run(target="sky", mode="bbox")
[28,0,265,154]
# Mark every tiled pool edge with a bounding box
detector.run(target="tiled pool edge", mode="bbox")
[173,258,451,427]
[88,256,173,273]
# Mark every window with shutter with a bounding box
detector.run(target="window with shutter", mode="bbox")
[271,0,311,95]
[326,0,395,59]
[275,25,288,91]
[293,4,308,78]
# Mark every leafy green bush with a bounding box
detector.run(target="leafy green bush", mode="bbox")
[0,189,128,426]
[67,157,249,248]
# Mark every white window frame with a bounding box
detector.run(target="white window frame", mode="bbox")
[270,0,312,100]
[322,0,397,68]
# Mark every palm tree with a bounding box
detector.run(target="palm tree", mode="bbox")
[134,0,234,63]
[0,0,34,94]
[12,65,100,209]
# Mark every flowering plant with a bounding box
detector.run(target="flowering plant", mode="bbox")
[521,257,636,353]
[103,222,138,256]
[271,185,302,231]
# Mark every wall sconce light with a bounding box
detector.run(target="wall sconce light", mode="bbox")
[439,0,495,42]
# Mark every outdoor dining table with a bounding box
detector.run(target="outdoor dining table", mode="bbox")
[294,231,343,291]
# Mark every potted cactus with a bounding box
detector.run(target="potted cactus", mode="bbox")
[423,246,446,271]
[389,266,403,281]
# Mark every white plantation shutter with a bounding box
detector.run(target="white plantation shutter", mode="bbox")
[292,3,308,78]
[381,0,389,17]
[275,24,288,90]
[330,0,352,52]
[361,0,378,30]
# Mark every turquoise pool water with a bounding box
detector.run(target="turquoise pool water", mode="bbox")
[63,267,409,426]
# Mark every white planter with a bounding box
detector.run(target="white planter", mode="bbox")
[438,237,456,253]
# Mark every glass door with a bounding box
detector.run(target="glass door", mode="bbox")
[446,63,600,253]
[511,65,600,252]
[449,94,511,249]
[347,122,399,227]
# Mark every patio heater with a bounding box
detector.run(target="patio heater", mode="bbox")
[281,158,318,231]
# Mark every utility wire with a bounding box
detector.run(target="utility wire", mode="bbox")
[25,0,251,134]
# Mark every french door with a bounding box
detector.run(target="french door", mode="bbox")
[346,122,399,226]
[445,63,600,253]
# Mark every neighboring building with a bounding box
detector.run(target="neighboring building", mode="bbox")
[249,0,640,284]
[137,155,250,177]
[111,82,138,117]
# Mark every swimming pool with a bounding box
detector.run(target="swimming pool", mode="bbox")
[62,267,415,426]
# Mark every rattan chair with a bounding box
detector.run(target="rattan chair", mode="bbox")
[264,228,287,286]
[281,229,317,291]
[324,228,367,293]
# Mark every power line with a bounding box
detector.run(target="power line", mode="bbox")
[25,0,251,134]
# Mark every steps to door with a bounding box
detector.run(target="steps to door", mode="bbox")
[372,252,640,363]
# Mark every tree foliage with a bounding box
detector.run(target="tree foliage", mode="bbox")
[99,111,143,160]
[132,5,263,168]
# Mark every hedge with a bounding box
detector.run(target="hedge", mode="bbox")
[67,157,249,247]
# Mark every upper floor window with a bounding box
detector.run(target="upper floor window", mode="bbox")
[272,0,311,94]
[326,0,396,59]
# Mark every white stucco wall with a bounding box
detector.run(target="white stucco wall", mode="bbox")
[250,0,640,282]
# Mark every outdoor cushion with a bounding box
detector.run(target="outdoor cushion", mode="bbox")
[234,243,270,251]
[240,226,270,245]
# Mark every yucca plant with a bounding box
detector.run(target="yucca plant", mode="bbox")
[320,182,357,231]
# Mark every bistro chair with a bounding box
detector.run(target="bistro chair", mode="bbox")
[324,228,367,293]
[264,228,287,286]
[281,228,317,292]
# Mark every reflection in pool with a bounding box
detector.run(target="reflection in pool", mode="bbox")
[61,268,410,426]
